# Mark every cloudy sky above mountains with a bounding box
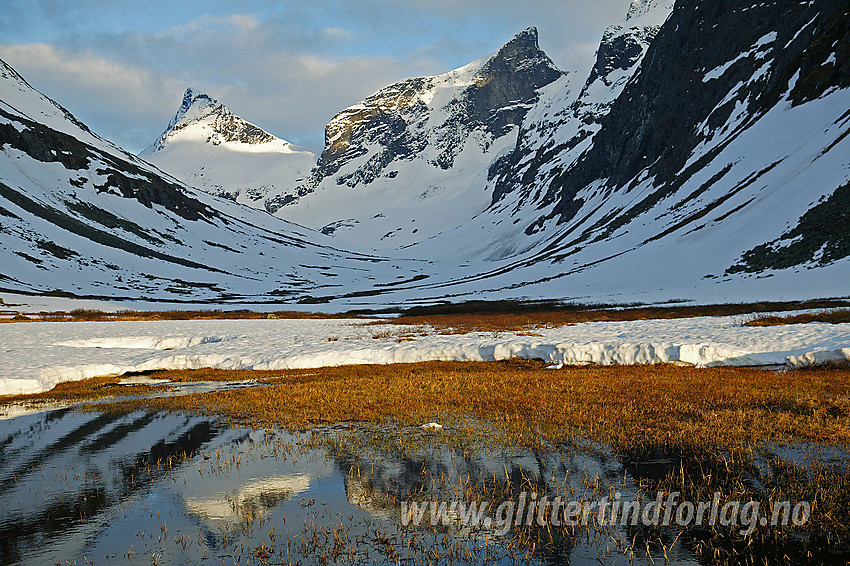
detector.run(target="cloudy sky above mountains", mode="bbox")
[1,0,627,153]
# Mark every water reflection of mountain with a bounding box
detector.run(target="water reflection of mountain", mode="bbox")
[0,408,628,565]
[0,408,227,565]
[4,409,823,565]
[335,436,626,525]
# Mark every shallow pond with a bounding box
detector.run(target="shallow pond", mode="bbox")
[0,405,846,565]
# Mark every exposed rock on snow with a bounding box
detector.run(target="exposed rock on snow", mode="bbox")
[267,27,564,247]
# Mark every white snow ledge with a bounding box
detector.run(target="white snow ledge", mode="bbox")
[1,317,849,396]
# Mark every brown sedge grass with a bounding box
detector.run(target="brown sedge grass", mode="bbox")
[0,308,348,323]
[3,298,848,328]
[384,301,850,335]
[744,308,850,327]
[6,360,847,453]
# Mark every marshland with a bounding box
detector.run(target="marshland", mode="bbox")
[2,322,850,564]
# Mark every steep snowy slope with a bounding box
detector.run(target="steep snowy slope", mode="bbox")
[270,27,564,248]
[393,0,850,305]
[141,89,315,206]
[0,59,426,305]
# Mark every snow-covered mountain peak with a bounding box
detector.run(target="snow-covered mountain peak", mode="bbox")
[4,0,850,308]
[141,88,289,156]
[260,28,564,248]
[139,88,315,206]
[488,0,672,211]
[444,27,550,87]
[313,27,563,176]
[1,56,101,144]
[171,87,218,125]
[1,58,23,82]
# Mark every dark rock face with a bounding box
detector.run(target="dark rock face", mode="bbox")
[203,113,274,146]
[729,180,850,273]
[724,6,850,272]
[537,0,846,228]
[319,77,432,170]
[489,8,667,208]
[301,27,563,194]
[483,0,850,275]
[465,27,564,136]
[585,27,650,89]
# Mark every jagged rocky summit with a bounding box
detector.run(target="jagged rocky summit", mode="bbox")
[268,27,564,246]
[141,88,315,204]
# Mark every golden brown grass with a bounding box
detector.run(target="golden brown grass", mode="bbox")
[3,361,847,562]
[4,298,847,328]
[0,308,349,323]
[388,301,850,334]
[745,309,850,327]
[49,361,850,452]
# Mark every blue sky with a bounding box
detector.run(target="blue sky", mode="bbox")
[1,0,629,153]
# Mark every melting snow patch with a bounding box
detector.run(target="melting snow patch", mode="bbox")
[1,317,849,396]
[786,348,850,368]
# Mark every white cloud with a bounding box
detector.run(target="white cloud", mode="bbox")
[0,43,185,149]
[163,14,262,37]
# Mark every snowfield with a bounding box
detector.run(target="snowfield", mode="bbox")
[2,316,850,395]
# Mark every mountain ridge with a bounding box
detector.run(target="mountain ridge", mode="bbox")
[0,60,427,304]
[263,26,564,248]
[141,88,284,155]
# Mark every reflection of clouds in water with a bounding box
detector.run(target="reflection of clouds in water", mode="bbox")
[4,409,833,565]
[184,474,311,521]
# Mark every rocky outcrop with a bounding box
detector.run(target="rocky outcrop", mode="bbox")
[537,0,846,227]
[140,89,315,210]
[489,1,672,207]
[304,27,563,192]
